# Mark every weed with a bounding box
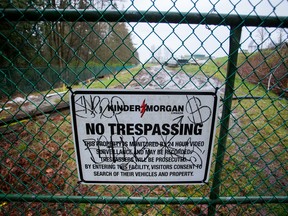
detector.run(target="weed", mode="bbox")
[1,58,287,215]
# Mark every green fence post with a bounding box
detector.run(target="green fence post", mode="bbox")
[208,25,242,215]
[1,4,288,214]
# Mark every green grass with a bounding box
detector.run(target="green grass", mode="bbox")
[179,56,287,214]
[70,64,143,89]
[1,58,287,215]
[180,57,228,81]
[82,58,287,214]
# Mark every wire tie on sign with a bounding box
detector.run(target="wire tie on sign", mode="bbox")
[66,85,73,94]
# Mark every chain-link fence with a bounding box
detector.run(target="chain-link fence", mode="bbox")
[1,1,287,215]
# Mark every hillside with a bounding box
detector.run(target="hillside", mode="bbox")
[238,43,288,98]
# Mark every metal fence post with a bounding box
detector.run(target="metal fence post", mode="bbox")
[1,3,288,214]
[208,25,242,215]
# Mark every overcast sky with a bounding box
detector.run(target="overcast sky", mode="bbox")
[115,0,288,62]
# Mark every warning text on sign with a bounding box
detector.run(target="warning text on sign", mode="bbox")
[70,90,219,184]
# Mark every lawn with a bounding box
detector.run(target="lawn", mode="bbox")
[1,58,287,215]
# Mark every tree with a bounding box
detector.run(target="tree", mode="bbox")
[155,46,163,63]
[256,27,267,50]
[150,44,157,63]
[106,22,139,65]
[40,0,138,67]
[0,0,42,68]
[0,0,139,97]
[278,28,287,44]
[0,0,42,96]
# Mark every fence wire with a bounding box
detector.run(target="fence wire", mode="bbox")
[0,0,288,215]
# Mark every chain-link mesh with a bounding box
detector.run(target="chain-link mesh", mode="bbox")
[1,0,287,215]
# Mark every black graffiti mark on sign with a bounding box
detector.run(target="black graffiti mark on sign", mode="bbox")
[158,134,204,168]
[185,96,212,124]
[79,94,212,172]
[74,95,125,121]
[83,135,151,170]
[83,134,205,171]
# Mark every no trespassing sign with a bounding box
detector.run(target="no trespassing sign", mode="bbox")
[70,89,219,184]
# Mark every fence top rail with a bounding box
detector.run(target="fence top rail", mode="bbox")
[0,9,287,27]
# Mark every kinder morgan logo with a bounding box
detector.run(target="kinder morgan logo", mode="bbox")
[140,99,147,117]
[107,99,184,118]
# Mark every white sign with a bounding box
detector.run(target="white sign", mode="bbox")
[70,90,219,184]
